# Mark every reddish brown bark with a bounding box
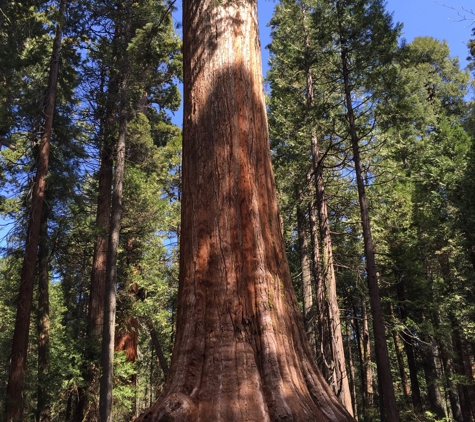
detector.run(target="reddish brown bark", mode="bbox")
[37,206,51,422]
[4,2,65,420]
[74,64,116,422]
[115,316,139,363]
[136,1,354,421]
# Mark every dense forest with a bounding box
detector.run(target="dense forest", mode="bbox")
[1,0,475,421]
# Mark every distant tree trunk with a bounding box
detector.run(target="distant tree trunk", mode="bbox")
[311,130,352,413]
[389,303,410,404]
[438,252,474,421]
[88,116,115,337]
[361,299,374,409]
[451,319,474,422]
[309,198,332,379]
[115,315,139,388]
[99,3,131,420]
[37,206,51,422]
[440,345,464,422]
[346,319,358,418]
[297,202,316,351]
[300,9,352,412]
[147,321,169,380]
[421,337,446,420]
[339,33,399,422]
[136,1,354,420]
[4,2,65,420]
[395,277,422,410]
[74,83,116,422]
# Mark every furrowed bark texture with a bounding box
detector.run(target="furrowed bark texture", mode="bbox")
[136,1,354,421]
[4,2,65,419]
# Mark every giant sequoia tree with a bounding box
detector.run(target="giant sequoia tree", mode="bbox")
[136,0,353,421]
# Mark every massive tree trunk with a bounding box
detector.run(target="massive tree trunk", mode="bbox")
[4,2,65,420]
[136,1,354,421]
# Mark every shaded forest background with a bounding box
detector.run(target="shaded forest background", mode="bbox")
[1,0,475,420]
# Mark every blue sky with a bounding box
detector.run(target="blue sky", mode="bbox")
[257,0,474,73]
[2,1,474,243]
[170,0,474,128]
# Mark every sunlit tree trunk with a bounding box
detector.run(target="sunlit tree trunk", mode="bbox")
[346,319,358,418]
[4,2,65,419]
[136,1,354,420]
[360,299,374,409]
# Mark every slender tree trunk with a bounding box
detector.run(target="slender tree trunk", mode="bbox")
[395,278,423,411]
[99,3,131,420]
[351,301,367,417]
[451,319,474,422]
[148,322,169,380]
[309,198,332,379]
[37,206,51,422]
[297,202,316,351]
[311,130,352,413]
[306,99,352,415]
[361,299,374,409]
[346,319,358,418]
[4,2,65,420]
[440,344,464,422]
[88,120,115,337]
[438,252,474,421]
[74,95,115,422]
[339,31,399,422]
[421,337,446,420]
[136,1,354,420]
[389,303,410,404]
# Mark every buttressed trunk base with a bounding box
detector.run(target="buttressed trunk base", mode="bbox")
[137,1,354,421]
